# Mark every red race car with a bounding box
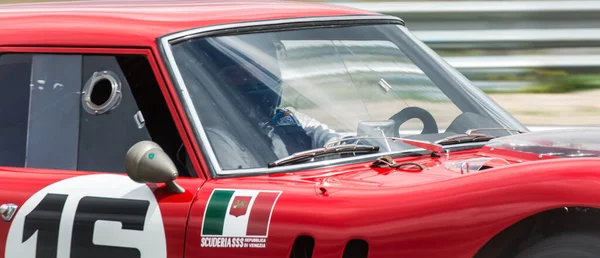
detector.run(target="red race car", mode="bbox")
[0,1,599,258]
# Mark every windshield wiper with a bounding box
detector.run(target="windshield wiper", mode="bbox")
[465,128,526,135]
[313,128,525,161]
[268,144,380,168]
[326,136,443,151]
[435,134,496,145]
[437,128,526,146]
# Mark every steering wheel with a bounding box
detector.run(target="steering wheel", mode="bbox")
[389,107,439,137]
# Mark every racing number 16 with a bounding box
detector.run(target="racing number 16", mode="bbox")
[22,193,150,258]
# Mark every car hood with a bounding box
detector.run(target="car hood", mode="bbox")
[250,129,600,192]
[258,149,504,195]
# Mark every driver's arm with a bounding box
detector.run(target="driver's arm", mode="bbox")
[283,107,347,149]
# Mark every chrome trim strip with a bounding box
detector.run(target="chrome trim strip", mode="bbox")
[163,15,403,44]
[157,15,417,177]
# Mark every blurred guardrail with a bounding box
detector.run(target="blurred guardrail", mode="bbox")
[331,1,600,69]
[328,1,600,129]
[330,0,600,96]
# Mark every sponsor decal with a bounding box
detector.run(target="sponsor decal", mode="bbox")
[200,189,282,249]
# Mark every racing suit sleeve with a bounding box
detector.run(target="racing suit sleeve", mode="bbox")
[283,106,346,149]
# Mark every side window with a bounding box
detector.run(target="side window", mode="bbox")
[77,55,188,174]
[0,53,190,175]
[76,55,152,173]
[0,54,32,167]
[26,54,82,169]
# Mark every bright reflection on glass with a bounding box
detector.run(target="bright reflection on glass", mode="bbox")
[485,128,600,158]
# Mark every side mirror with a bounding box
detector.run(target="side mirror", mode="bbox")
[125,141,185,193]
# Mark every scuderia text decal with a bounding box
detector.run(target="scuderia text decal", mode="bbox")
[200,189,282,248]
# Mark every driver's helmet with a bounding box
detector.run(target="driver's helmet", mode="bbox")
[218,63,281,123]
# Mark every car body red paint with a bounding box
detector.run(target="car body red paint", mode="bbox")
[1,1,599,258]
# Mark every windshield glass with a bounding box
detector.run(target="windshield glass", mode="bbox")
[170,23,526,172]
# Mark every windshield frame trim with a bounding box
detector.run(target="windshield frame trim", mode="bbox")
[213,142,487,176]
[162,15,404,44]
[157,15,423,177]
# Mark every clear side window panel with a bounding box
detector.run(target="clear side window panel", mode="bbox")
[0,54,33,167]
[26,54,82,169]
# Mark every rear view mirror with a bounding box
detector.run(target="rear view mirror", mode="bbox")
[357,120,395,151]
[357,120,395,138]
[125,141,184,193]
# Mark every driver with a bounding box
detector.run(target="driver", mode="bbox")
[218,64,344,158]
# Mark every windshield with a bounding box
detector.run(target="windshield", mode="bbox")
[169,22,526,173]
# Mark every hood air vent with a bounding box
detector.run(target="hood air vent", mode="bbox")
[445,157,510,174]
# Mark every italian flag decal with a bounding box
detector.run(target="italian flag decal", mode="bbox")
[200,189,282,248]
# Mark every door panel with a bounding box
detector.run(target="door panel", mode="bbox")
[0,171,199,258]
[0,49,205,258]
[185,184,289,258]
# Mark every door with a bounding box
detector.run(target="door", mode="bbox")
[0,50,204,258]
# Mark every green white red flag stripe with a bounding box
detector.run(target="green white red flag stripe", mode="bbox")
[202,189,281,237]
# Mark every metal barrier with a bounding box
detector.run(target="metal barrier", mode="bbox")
[333,1,600,14]
[327,1,600,129]
[331,1,600,69]
[446,55,600,69]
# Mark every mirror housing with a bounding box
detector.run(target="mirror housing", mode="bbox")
[125,141,184,193]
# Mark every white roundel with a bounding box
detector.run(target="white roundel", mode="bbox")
[5,174,167,258]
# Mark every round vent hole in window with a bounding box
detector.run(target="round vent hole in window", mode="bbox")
[90,78,112,106]
[81,70,122,115]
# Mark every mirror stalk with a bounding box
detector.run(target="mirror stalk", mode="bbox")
[166,181,185,194]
